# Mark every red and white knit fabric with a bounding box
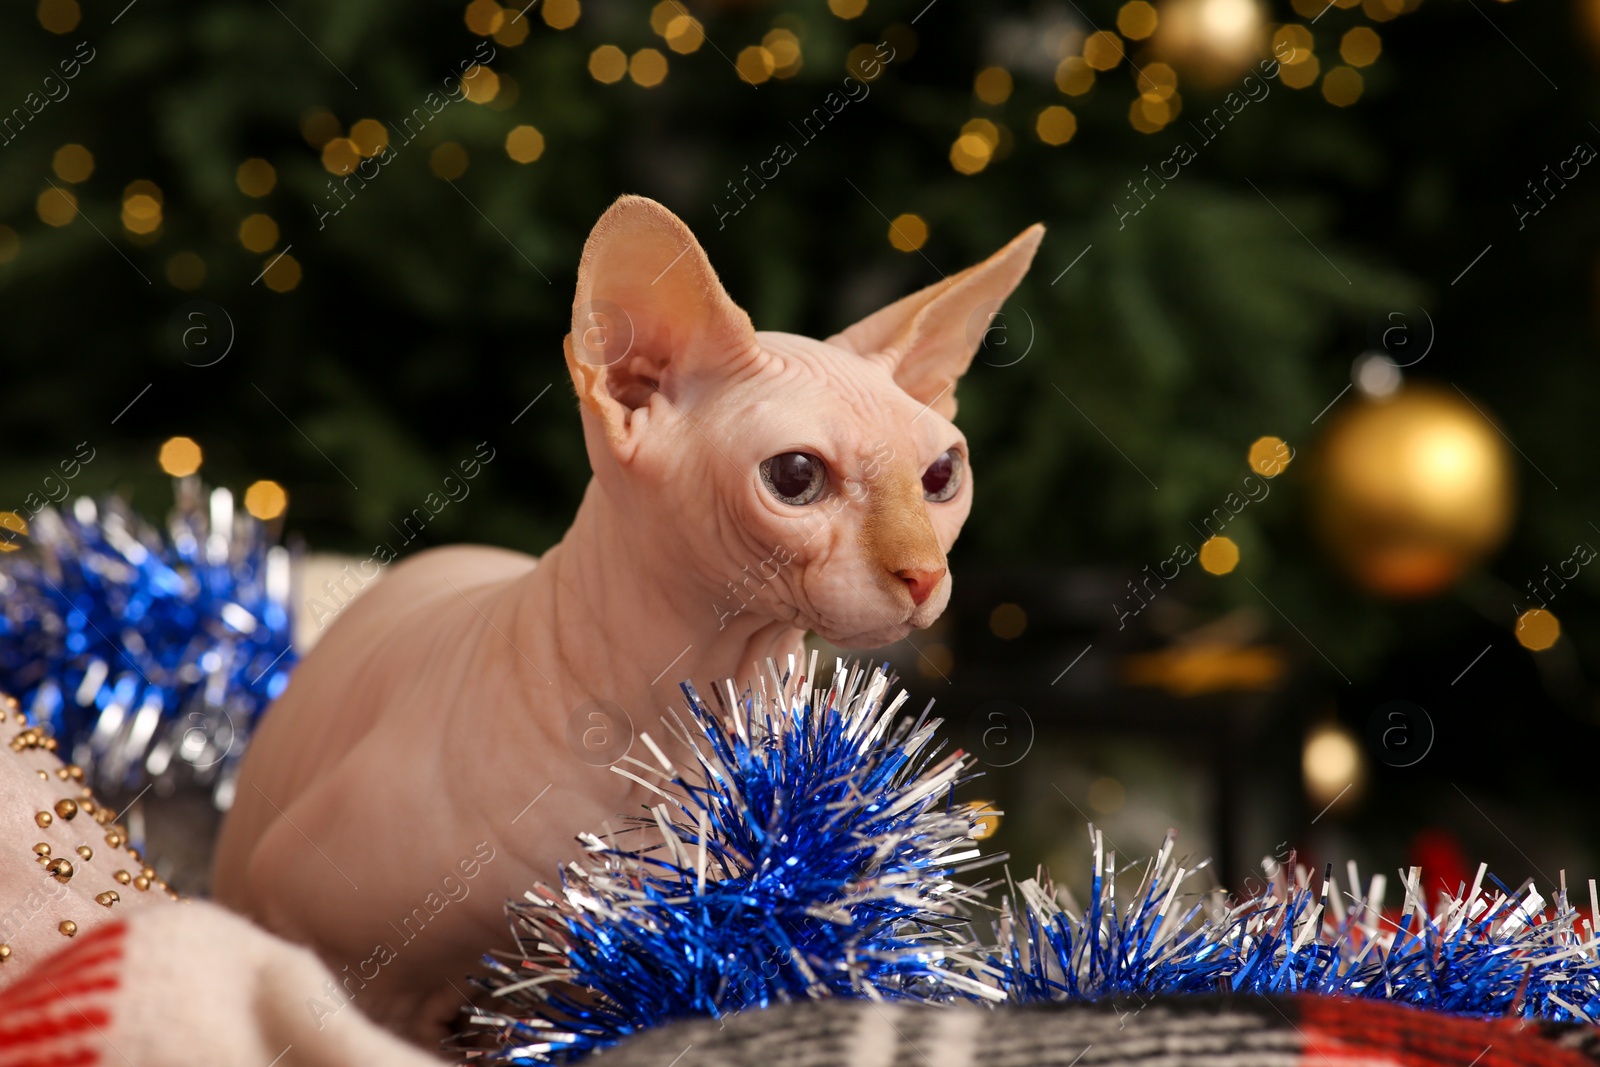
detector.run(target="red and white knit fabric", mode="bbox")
[0,901,446,1067]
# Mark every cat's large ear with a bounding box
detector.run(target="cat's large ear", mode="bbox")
[828,224,1044,420]
[567,195,761,457]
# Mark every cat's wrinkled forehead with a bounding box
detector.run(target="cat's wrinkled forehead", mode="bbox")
[752,330,926,415]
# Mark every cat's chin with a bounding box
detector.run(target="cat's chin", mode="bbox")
[812,619,917,650]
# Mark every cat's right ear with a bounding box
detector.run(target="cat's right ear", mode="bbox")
[566,196,761,460]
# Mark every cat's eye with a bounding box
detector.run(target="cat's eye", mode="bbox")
[760,452,827,506]
[922,449,964,502]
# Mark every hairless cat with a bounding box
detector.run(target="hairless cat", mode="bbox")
[212,195,1043,1039]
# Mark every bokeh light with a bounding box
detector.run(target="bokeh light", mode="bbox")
[158,437,203,477]
[1516,609,1561,651]
[244,480,290,521]
[1036,105,1078,145]
[888,213,928,251]
[542,0,578,29]
[974,66,1013,104]
[52,145,94,184]
[590,44,628,83]
[1199,536,1240,575]
[506,124,546,163]
[236,158,277,197]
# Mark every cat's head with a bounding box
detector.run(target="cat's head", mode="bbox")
[566,196,1041,649]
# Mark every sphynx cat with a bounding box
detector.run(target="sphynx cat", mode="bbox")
[212,196,1043,1040]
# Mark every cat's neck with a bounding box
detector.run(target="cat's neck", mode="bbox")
[521,480,807,750]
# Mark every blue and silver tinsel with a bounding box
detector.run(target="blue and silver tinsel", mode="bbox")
[0,480,295,809]
[467,659,1600,1062]
[997,828,1600,1021]
[461,659,1002,1064]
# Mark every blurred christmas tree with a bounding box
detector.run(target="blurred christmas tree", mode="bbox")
[1,0,1596,725]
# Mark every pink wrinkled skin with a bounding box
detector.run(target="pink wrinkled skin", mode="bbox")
[212,196,1042,1041]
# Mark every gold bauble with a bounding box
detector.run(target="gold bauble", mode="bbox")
[1311,385,1515,597]
[1153,0,1267,86]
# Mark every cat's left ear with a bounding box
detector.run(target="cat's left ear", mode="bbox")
[828,224,1044,420]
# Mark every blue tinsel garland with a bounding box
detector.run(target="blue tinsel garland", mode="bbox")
[461,659,1002,1063]
[467,662,1600,1064]
[0,481,296,809]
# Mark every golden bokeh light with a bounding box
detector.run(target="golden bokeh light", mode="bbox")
[300,108,341,149]
[462,65,501,103]
[429,142,469,180]
[0,226,19,265]
[888,213,929,252]
[974,66,1013,104]
[321,137,361,175]
[493,12,529,45]
[764,29,802,76]
[349,119,389,156]
[961,117,1000,150]
[166,251,206,290]
[236,158,277,197]
[238,213,279,253]
[505,124,546,163]
[1129,93,1175,133]
[650,1,678,34]
[589,44,627,83]
[1321,65,1363,106]
[542,0,579,29]
[949,133,992,175]
[1088,776,1126,814]
[1036,105,1078,145]
[1274,24,1313,62]
[1340,26,1382,66]
[52,144,94,184]
[1083,30,1125,70]
[1364,0,1404,20]
[1118,0,1159,39]
[829,0,867,17]
[1054,55,1095,95]
[1136,62,1179,99]
[1199,535,1240,575]
[37,187,78,227]
[121,194,162,235]
[846,42,889,80]
[1281,53,1320,89]
[1290,0,1323,17]
[38,0,79,34]
[262,252,302,293]
[989,602,1028,639]
[158,437,203,478]
[1516,608,1561,651]
[244,480,289,521]
[737,45,776,84]
[464,0,504,35]
[664,14,705,53]
[1249,435,1292,476]
[630,47,669,86]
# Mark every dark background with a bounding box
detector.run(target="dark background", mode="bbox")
[2,0,1596,899]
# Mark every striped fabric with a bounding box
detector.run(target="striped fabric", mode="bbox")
[0,920,124,1067]
[593,995,1600,1067]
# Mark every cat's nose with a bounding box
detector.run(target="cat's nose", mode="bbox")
[896,566,946,606]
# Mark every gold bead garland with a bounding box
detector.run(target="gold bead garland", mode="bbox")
[4,690,177,964]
